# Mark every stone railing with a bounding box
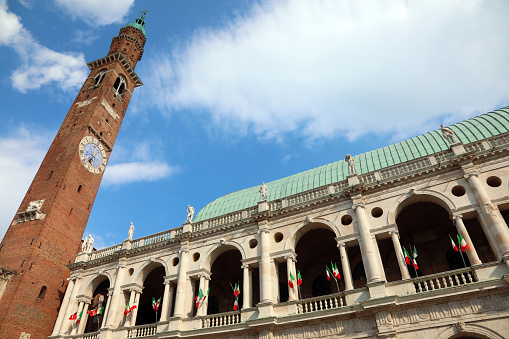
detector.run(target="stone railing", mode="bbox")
[126,324,157,338]
[90,245,122,261]
[201,311,242,328]
[464,141,486,153]
[209,210,243,228]
[379,157,432,179]
[434,150,453,163]
[332,180,348,193]
[131,229,174,249]
[71,332,99,339]
[412,267,477,293]
[287,186,330,207]
[488,133,509,147]
[296,292,347,314]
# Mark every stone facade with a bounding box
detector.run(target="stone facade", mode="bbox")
[48,128,509,339]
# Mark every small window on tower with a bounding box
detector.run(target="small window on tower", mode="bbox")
[94,70,107,86]
[113,76,126,97]
[38,286,47,300]
[77,185,82,193]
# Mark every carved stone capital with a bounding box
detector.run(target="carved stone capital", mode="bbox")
[453,213,463,221]
[455,321,466,333]
[463,171,479,180]
[241,264,251,270]
[388,230,399,237]
[337,241,347,249]
[258,228,270,234]
[351,198,366,209]
[284,255,296,262]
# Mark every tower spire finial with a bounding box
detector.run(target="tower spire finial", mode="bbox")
[140,9,148,20]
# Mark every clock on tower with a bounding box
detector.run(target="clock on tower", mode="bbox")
[0,12,148,339]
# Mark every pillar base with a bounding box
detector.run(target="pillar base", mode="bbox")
[367,280,387,299]
[256,301,274,318]
[347,174,359,186]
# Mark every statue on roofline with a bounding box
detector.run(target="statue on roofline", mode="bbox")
[259,182,268,201]
[441,124,457,144]
[345,154,356,176]
[187,205,195,222]
[128,222,135,241]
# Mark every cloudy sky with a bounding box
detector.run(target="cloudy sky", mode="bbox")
[1,0,509,248]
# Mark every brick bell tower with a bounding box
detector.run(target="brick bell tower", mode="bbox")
[0,12,147,339]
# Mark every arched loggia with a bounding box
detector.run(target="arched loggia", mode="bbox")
[207,247,243,314]
[135,263,165,326]
[84,276,110,334]
[294,224,343,299]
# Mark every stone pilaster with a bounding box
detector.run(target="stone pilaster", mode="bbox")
[390,231,410,280]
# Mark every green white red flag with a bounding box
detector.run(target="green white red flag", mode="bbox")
[297,271,302,286]
[412,245,419,270]
[403,247,412,265]
[449,235,459,252]
[69,312,78,320]
[152,297,161,311]
[458,234,470,252]
[88,307,104,317]
[75,311,83,324]
[194,289,204,308]
[326,266,332,281]
[288,271,295,289]
[233,297,239,311]
[124,302,137,316]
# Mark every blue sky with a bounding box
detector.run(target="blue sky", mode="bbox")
[1,0,509,248]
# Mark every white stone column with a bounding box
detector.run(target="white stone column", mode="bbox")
[372,235,386,281]
[476,210,502,258]
[77,300,91,334]
[130,290,142,326]
[202,277,210,315]
[52,277,75,335]
[338,242,354,290]
[259,222,273,303]
[125,289,136,327]
[173,243,190,317]
[101,288,114,328]
[105,262,127,327]
[285,255,297,301]
[196,275,208,316]
[160,280,173,321]
[70,300,85,335]
[465,173,509,257]
[61,277,83,334]
[454,215,482,265]
[353,200,384,282]
[242,264,251,308]
[390,231,410,280]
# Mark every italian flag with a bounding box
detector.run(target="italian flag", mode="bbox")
[326,266,332,281]
[75,311,83,324]
[449,235,459,252]
[288,271,295,289]
[233,297,239,311]
[412,245,419,270]
[403,247,412,265]
[152,297,161,311]
[331,262,340,279]
[232,283,240,298]
[88,307,104,317]
[297,271,302,286]
[194,289,203,309]
[458,234,470,252]
[124,302,137,316]
[69,312,78,320]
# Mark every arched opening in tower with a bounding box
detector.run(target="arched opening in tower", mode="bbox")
[136,265,165,326]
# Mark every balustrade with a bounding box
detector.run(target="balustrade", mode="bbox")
[126,324,157,338]
[131,229,173,249]
[71,332,99,339]
[412,268,477,293]
[296,292,346,314]
[380,157,432,179]
[201,311,241,328]
[90,245,121,260]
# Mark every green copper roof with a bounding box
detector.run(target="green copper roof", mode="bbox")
[125,11,147,37]
[194,107,509,222]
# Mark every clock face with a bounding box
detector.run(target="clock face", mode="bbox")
[78,136,107,174]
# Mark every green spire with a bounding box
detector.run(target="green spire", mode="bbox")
[125,9,147,37]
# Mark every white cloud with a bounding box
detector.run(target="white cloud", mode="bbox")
[103,161,175,186]
[0,127,53,241]
[0,0,88,93]
[54,0,134,26]
[141,0,509,142]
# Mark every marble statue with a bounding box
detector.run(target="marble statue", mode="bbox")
[259,182,268,201]
[441,124,457,144]
[345,154,356,176]
[27,200,43,211]
[187,205,195,222]
[128,222,135,241]
[83,234,94,253]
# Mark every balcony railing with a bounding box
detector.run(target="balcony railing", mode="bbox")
[126,324,157,338]
[201,311,241,328]
[412,267,477,293]
[296,292,347,314]
[71,332,99,339]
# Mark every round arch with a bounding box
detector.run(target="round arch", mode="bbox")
[134,259,168,286]
[285,218,341,251]
[82,272,112,297]
[437,323,504,339]
[201,240,246,271]
[387,189,457,225]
